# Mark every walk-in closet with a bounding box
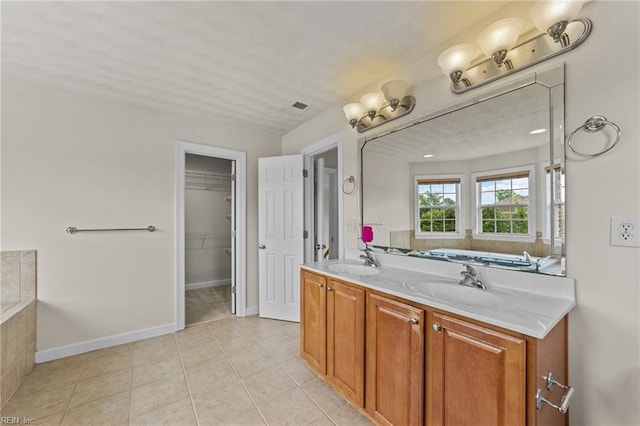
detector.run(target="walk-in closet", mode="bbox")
[184,153,235,325]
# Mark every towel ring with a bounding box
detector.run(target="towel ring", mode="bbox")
[342,175,357,194]
[567,115,621,157]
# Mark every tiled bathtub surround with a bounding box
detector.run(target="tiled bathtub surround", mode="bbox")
[0,250,37,410]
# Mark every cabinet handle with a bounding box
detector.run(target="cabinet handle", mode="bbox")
[536,372,575,413]
[317,282,324,288]
[327,287,333,292]
[409,318,419,325]
[432,323,442,331]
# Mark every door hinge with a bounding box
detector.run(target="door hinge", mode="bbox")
[232,230,236,238]
[303,230,308,239]
[231,174,236,182]
[303,169,308,178]
[232,286,236,294]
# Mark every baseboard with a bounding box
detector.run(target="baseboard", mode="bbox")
[245,306,259,317]
[35,322,177,363]
[185,279,231,291]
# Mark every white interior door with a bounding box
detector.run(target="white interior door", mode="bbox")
[230,160,236,314]
[314,158,326,262]
[326,168,339,260]
[258,154,304,322]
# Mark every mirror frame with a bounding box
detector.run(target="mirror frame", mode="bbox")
[358,64,565,276]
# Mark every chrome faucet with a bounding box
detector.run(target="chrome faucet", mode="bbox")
[359,246,379,268]
[523,251,541,272]
[459,264,486,290]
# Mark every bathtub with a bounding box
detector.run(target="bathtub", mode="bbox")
[0,250,37,410]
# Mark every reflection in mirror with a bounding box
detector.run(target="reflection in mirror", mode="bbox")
[360,65,565,276]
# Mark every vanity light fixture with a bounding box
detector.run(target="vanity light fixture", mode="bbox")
[476,17,524,69]
[529,128,548,135]
[530,0,585,47]
[438,0,590,93]
[423,154,435,158]
[343,80,416,133]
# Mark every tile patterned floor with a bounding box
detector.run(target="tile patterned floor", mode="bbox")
[186,286,233,326]
[1,316,373,426]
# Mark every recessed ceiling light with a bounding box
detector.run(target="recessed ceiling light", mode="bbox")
[529,128,547,135]
[423,154,434,158]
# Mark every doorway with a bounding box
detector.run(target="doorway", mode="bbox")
[176,141,247,331]
[313,151,339,262]
[184,154,234,325]
[302,132,344,264]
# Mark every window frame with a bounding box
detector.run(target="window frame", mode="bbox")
[414,173,466,240]
[471,165,536,242]
[542,159,564,247]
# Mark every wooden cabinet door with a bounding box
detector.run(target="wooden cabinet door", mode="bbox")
[327,278,365,407]
[430,313,526,426]
[367,293,425,426]
[300,270,327,374]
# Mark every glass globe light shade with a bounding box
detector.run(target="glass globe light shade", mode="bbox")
[437,44,476,76]
[530,0,585,33]
[343,103,365,122]
[476,17,524,58]
[360,92,385,113]
[381,80,410,102]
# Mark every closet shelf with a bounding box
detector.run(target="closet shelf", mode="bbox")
[185,232,231,239]
[185,169,232,192]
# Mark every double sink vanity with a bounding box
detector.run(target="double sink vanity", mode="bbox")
[300,64,575,425]
[300,251,575,426]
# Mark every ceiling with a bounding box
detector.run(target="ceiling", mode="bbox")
[1,1,510,135]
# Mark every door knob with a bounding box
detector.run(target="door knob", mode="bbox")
[258,244,266,250]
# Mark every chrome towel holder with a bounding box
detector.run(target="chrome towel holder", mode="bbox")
[66,225,156,234]
[566,115,621,157]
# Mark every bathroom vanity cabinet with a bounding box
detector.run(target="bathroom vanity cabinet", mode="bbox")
[366,292,425,425]
[301,269,366,406]
[300,268,569,426]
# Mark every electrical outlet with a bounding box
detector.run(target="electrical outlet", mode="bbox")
[610,217,640,247]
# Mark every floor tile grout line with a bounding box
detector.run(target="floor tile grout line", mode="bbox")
[173,332,202,426]
[57,354,90,426]
[211,321,271,426]
[276,355,340,425]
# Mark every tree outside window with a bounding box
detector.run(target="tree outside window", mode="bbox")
[415,176,462,236]
[477,170,532,236]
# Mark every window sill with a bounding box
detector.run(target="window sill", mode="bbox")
[415,233,465,240]
[472,234,536,243]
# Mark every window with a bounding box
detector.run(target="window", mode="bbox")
[546,163,564,245]
[473,166,535,239]
[414,175,464,238]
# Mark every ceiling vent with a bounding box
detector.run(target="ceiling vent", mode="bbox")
[281,101,312,116]
[292,101,308,110]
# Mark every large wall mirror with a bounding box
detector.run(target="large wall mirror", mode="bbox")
[360,64,565,276]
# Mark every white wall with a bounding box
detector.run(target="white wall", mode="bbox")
[1,77,282,352]
[282,2,640,424]
[362,153,411,246]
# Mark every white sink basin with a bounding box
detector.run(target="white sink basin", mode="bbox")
[327,263,380,276]
[403,281,512,307]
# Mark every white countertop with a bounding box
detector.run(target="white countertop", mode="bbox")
[301,254,576,339]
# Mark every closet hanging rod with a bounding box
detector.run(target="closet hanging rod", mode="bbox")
[66,225,156,234]
[185,170,231,179]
